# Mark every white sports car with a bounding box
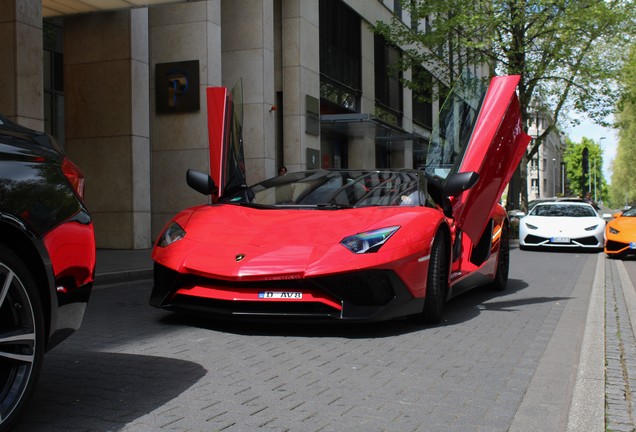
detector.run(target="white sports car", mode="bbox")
[519,201,605,250]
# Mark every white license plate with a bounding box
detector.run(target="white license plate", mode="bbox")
[551,237,570,244]
[258,291,302,299]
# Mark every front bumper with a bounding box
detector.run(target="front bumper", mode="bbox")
[520,233,603,249]
[605,239,636,257]
[150,263,424,322]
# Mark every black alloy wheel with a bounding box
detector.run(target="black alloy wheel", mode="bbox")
[0,245,44,432]
[421,232,449,324]
[491,223,510,291]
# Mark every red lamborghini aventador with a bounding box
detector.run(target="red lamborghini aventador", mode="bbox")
[150,75,530,324]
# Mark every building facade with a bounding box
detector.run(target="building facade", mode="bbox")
[1,0,487,249]
[526,110,566,201]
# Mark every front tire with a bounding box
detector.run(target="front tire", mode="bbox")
[421,232,449,324]
[0,245,45,432]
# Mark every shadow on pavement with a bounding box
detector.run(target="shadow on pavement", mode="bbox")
[13,350,206,432]
[158,276,562,337]
[439,277,571,326]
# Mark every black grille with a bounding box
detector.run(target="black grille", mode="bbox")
[523,234,545,245]
[577,236,601,246]
[315,270,396,306]
[523,234,600,247]
[606,240,628,252]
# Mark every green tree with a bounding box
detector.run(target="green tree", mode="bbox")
[374,0,635,211]
[563,137,606,203]
[611,45,636,209]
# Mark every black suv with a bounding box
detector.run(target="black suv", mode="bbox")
[0,115,95,431]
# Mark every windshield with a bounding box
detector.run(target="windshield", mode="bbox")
[621,207,636,217]
[220,170,427,208]
[424,77,488,180]
[530,204,598,217]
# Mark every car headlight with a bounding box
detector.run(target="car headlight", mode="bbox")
[525,223,538,230]
[609,226,620,235]
[585,224,599,231]
[340,226,400,254]
[157,222,186,247]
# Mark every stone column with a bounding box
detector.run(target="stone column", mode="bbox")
[350,19,376,169]
[149,0,222,240]
[222,0,276,182]
[281,0,320,173]
[64,9,151,249]
[0,0,43,129]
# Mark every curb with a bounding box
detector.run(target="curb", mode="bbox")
[94,268,153,286]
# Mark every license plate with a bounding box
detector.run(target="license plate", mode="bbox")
[551,237,570,244]
[630,242,636,249]
[258,291,302,299]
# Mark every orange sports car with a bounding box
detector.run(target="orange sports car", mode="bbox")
[605,207,636,258]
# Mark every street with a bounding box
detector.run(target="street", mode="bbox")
[15,246,600,432]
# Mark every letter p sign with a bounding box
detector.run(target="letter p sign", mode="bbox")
[155,60,200,113]
[168,74,188,108]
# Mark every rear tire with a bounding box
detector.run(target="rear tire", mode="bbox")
[0,245,45,432]
[491,223,510,291]
[421,232,449,324]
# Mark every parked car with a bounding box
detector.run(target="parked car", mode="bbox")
[518,201,605,250]
[605,207,636,258]
[0,115,95,431]
[150,75,530,324]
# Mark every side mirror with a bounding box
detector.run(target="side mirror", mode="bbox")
[186,169,218,196]
[613,212,623,218]
[445,171,479,197]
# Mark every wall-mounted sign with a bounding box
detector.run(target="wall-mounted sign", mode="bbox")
[306,148,320,169]
[156,60,200,113]
[305,94,319,136]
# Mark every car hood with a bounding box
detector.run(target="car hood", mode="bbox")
[157,204,439,278]
[608,217,636,233]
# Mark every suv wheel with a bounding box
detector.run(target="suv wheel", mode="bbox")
[0,245,44,432]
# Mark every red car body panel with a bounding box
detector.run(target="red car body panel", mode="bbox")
[44,220,96,290]
[206,86,228,201]
[153,204,441,284]
[453,75,531,244]
[206,85,247,201]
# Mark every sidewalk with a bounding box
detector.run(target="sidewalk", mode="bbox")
[94,248,153,286]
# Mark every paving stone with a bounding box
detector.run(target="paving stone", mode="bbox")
[9,249,635,431]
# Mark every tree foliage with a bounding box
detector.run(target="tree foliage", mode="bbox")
[611,45,636,209]
[374,0,635,210]
[562,137,606,202]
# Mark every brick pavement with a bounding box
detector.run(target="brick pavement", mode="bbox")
[606,258,636,432]
[15,247,603,432]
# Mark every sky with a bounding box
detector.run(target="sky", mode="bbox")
[564,114,619,184]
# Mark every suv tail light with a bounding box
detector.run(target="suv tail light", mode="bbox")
[62,157,86,200]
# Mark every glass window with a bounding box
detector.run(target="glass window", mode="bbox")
[531,204,597,217]
[319,0,361,112]
[221,170,426,208]
[43,20,65,147]
[374,34,403,126]
[423,77,487,179]
[412,66,433,129]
